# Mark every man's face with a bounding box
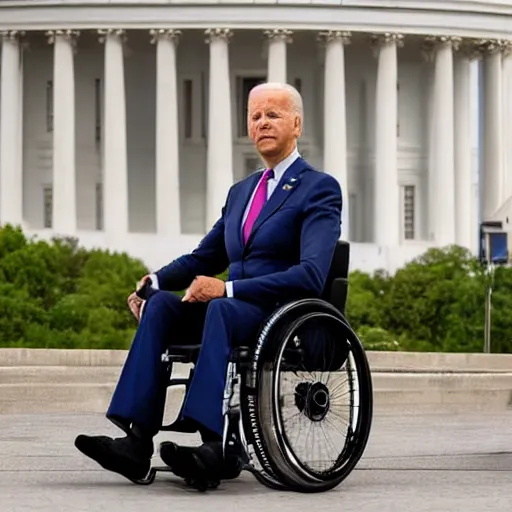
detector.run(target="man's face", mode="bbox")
[247,88,302,161]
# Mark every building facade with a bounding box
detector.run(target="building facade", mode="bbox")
[0,0,510,273]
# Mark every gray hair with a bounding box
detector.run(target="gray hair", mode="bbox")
[249,82,304,120]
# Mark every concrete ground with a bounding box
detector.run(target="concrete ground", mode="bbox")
[1,411,512,512]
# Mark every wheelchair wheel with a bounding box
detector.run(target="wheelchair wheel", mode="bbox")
[241,299,373,493]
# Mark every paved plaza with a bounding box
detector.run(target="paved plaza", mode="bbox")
[1,411,512,512]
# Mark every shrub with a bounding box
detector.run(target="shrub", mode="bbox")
[0,225,147,349]
[357,326,401,351]
[345,269,390,331]
[0,223,510,353]
[375,246,487,352]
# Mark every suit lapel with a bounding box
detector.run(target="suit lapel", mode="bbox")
[245,157,307,248]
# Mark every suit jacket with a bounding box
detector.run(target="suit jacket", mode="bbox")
[155,157,342,308]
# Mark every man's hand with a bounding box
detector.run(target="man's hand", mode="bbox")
[136,275,151,291]
[127,291,144,321]
[127,275,151,322]
[182,276,226,302]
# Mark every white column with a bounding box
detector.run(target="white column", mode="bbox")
[0,30,23,227]
[205,28,234,230]
[482,40,504,219]
[150,29,181,237]
[421,52,435,241]
[98,29,128,239]
[264,29,292,83]
[429,35,458,246]
[320,30,350,240]
[502,41,512,200]
[453,41,474,249]
[47,30,78,235]
[371,33,403,247]
[469,59,480,253]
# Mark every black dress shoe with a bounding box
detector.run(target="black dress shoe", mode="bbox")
[160,441,242,483]
[75,434,153,482]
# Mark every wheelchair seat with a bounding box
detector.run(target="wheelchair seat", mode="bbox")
[162,344,253,365]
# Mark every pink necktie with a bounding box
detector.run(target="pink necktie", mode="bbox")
[243,168,274,245]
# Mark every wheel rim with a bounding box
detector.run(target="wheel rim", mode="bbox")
[242,299,373,491]
[270,312,368,484]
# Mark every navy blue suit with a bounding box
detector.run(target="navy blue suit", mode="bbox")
[107,156,342,438]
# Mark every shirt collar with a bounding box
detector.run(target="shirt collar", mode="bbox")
[270,147,300,182]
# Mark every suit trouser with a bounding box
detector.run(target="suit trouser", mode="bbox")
[106,291,271,437]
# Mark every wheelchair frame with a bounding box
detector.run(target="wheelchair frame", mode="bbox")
[133,240,373,492]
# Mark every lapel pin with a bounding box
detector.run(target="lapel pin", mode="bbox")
[283,178,299,191]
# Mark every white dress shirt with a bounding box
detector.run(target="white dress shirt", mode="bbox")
[150,147,301,299]
[240,147,300,226]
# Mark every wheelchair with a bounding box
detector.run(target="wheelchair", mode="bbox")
[133,240,373,493]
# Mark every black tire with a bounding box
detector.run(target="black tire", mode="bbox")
[241,299,373,493]
[248,466,289,491]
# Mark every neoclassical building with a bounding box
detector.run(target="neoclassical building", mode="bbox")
[0,0,509,273]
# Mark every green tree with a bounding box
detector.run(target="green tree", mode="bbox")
[485,265,512,353]
[0,225,148,349]
[345,269,391,331]
[1,223,511,354]
[377,245,487,352]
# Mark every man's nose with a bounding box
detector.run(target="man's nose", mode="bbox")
[259,116,270,128]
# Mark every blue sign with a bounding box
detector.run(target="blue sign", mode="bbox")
[481,232,508,264]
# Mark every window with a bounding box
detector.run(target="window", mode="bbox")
[401,185,415,240]
[94,78,102,145]
[46,80,53,133]
[237,76,266,137]
[43,185,53,228]
[183,79,193,139]
[96,183,103,231]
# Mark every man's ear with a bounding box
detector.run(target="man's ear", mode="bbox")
[294,115,303,136]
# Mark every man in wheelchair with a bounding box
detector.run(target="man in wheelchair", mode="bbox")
[75,82,343,487]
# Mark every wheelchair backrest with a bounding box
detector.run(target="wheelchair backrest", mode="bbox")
[328,240,350,280]
[321,240,350,315]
